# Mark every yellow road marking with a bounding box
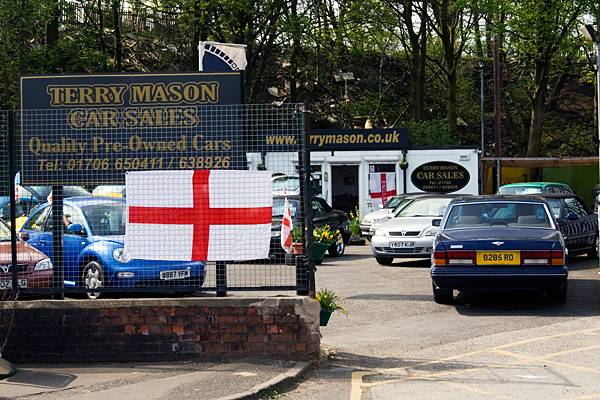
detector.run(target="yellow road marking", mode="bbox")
[441,381,517,400]
[350,371,369,400]
[561,392,600,400]
[349,325,600,399]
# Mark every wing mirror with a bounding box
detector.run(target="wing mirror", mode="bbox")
[567,213,579,221]
[432,218,442,227]
[378,203,384,209]
[66,223,85,235]
[19,231,29,241]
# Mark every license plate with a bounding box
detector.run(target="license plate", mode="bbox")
[0,279,27,289]
[390,241,415,249]
[160,269,190,280]
[476,251,520,265]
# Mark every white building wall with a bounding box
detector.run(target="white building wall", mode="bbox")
[252,148,479,218]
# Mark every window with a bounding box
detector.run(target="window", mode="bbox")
[564,197,587,218]
[397,198,452,217]
[445,202,551,229]
[22,206,50,232]
[81,203,126,236]
[272,198,300,218]
[311,199,326,215]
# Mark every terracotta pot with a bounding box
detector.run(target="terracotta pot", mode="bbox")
[292,242,304,254]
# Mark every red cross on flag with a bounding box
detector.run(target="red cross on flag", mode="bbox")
[280,197,293,254]
[125,170,273,261]
[368,172,397,205]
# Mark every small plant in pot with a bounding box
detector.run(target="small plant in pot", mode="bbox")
[291,226,303,254]
[312,225,339,264]
[348,207,361,242]
[315,288,348,326]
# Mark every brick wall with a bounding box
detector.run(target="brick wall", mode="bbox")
[1,297,320,362]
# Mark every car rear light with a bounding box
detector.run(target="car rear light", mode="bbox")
[551,249,565,266]
[433,251,446,266]
[521,250,565,266]
[433,250,475,266]
[447,250,475,265]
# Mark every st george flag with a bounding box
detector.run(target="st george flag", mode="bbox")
[125,170,273,261]
[280,197,293,254]
[368,172,397,205]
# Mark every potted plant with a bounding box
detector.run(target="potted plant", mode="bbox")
[291,226,303,254]
[315,288,348,326]
[311,225,338,264]
[348,207,362,243]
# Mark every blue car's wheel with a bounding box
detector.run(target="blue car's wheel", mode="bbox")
[82,261,104,300]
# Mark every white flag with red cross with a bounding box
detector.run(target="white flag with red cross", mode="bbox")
[280,197,293,254]
[368,172,397,205]
[125,170,273,261]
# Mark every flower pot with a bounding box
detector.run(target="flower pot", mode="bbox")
[292,242,303,255]
[319,308,333,326]
[310,241,331,265]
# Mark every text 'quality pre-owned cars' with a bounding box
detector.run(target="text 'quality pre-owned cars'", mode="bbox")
[430,196,568,305]
[19,197,205,299]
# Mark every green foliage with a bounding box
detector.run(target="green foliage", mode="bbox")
[348,207,361,236]
[315,288,348,315]
[291,226,303,243]
[313,225,339,244]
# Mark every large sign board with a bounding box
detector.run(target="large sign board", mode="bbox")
[20,72,243,184]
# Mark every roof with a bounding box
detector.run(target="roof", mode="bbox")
[63,196,124,206]
[450,195,547,203]
[499,182,570,187]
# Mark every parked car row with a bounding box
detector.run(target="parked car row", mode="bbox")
[367,182,597,305]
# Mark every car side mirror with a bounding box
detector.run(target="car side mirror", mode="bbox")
[19,231,29,241]
[432,218,442,227]
[567,213,579,221]
[378,204,384,209]
[66,223,85,235]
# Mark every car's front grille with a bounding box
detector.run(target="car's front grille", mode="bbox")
[388,231,421,237]
[0,264,29,273]
[374,247,431,254]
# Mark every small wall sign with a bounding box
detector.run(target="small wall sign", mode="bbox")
[410,161,470,193]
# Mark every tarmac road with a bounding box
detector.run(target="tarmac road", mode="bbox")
[280,244,600,400]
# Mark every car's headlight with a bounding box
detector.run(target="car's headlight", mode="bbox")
[374,229,385,236]
[34,258,53,271]
[113,248,131,263]
[423,227,439,237]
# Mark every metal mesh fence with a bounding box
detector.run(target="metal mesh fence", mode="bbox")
[1,104,310,298]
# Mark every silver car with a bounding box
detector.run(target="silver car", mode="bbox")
[360,193,425,237]
[370,195,464,265]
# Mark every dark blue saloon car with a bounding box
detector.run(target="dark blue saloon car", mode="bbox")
[430,196,568,304]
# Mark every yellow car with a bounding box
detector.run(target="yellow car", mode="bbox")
[92,185,126,198]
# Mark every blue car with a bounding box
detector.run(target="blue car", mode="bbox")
[431,196,568,304]
[20,197,205,298]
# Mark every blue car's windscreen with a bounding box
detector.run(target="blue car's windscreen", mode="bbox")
[445,202,552,229]
[0,220,10,240]
[81,203,126,236]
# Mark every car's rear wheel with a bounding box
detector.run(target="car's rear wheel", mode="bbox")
[587,236,599,259]
[82,261,104,300]
[547,282,567,303]
[329,234,346,257]
[376,256,394,265]
[433,284,453,305]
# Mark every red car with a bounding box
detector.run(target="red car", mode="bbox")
[0,220,52,291]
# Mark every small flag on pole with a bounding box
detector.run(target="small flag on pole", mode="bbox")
[281,197,293,254]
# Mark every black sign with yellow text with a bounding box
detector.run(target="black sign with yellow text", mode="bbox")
[410,161,470,193]
[306,128,409,151]
[20,72,243,184]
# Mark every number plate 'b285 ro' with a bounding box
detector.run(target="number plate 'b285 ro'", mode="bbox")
[476,251,520,265]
